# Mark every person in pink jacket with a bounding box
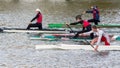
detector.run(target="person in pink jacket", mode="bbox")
[27,8,42,30]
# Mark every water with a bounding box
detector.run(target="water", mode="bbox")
[0,0,120,68]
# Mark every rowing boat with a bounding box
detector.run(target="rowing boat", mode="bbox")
[48,23,120,28]
[30,36,92,42]
[2,27,65,31]
[1,27,120,33]
[30,34,120,41]
[3,30,68,33]
[35,44,120,50]
[30,33,91,41]
[2,29,120,33]
[0,27,68,34]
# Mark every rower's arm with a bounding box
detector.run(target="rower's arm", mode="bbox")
[86,10,93,13]
[30,13,39,22]
[70,21,82,25]
[96,32,103,45]
[70,22,79,25]
[83,30,93,35]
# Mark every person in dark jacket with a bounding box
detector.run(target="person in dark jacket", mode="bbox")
[84,6,100,25]
[27,8,42,30]
[70,15,92,38]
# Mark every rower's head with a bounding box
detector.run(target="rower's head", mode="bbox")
[92,25,98,32]
[91,6,97,9]
[75,15,82,22]
[36,8,41,13]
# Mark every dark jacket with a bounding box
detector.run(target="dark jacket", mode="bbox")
[86,8,100,20]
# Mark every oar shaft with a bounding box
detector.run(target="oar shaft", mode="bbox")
[66,24,73,31]
[84,39,99,52]
[66,24,76,34]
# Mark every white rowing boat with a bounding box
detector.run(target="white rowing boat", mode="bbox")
[1,27,120,33]
[3,30,68,34]
[35,44,120,50]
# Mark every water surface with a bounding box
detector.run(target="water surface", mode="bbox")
[0,0,120,68]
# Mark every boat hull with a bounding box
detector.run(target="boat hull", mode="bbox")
[48,23,120,28]
[36,44,120,50]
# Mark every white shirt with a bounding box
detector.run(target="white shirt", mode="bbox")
[84,29,110,45]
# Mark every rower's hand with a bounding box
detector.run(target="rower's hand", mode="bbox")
[65,23,70,25]
[79,34,83,36]
[83,11,86,14]
[79,33,85,36]
[29,22,32,24]
[94,45,99,52]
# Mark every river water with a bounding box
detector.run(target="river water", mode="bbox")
[0,0,120,68]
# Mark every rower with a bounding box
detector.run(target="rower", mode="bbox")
[81,25,110,51]
[27,8,42,30]
[70,15,93,38]
[84,6,100,25]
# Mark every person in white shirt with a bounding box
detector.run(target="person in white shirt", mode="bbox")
[81,25,110,51]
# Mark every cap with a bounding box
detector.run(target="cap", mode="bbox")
[36,8,41,12]
[91,6,97,9]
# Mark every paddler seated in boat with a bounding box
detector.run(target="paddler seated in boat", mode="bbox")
[80,25,110,51]
[27,8,42,30]
[69,15,92,39]
[83,6,100,25]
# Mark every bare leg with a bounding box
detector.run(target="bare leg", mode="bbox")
[109,35,116,41]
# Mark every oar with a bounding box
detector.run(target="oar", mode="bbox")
[84,39,99,52]
[66,24,76,34]
[66,24,99,52]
